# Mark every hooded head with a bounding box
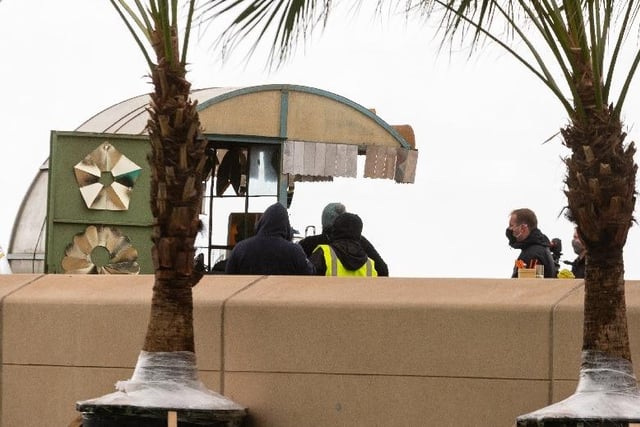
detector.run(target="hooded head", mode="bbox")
[321,202,346,231]
[330,213,363,241]
[255,203,291,239]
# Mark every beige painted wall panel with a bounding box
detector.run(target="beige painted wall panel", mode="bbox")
[3,276,639,427]
[225,372,549,427]
[193,276,259,370]
[2,365,222,427]
[224,276,583,379]
[287,92,399,147]
[0,274,41,298]
[2,275,253,370]
[3,274,151,367]
[199,92,282,137]
[2,365,132,427]
[549,283,584,381]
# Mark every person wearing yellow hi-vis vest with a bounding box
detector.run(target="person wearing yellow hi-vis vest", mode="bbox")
[298,202,389,276]
[309,213,378,277]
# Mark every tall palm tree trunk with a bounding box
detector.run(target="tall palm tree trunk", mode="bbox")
[563,107,637,404]
[563,106,636,364]
[144,24,206,353]
[562,40,636,361]
[77,5,245,424]
[519,55,639,425]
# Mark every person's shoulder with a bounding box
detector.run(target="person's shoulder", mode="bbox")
[298,234,327,253]
[286,240,308,253]
[300,234,324,245]
[308,244,328,257]
[233,236,255,248]
[359,234,375,248]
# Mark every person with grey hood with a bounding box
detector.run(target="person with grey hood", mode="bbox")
[298,202,389,276]
[309,212,378,276]
[225,202,314,275]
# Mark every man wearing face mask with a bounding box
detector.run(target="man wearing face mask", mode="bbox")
[506,208,557,278]
[568,227,586,278]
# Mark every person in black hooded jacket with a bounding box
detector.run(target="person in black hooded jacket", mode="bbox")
[506,208,557,278]
[298,202,389,276]
[225,202,314,275]
[309,212,377,276]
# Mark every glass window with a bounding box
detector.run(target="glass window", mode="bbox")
[248,145,279,196]
[197,141,282,273]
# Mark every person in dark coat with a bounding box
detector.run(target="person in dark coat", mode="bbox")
[298,202,389,276]
[225,202,314,275]
[506,208,557,278]
[568,227,586,278]
[310,212,377,276]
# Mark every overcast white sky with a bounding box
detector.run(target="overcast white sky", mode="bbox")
[0,1,638,278]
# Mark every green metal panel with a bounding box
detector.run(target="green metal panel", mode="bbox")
[46,131,153,274]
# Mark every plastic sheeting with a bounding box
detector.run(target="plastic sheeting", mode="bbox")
[77,351,245,411]
[517,350,640,424]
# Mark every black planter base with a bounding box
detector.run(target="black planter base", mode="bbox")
[517,417,639,427]
[78,403,246,427]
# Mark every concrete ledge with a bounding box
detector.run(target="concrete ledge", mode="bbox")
[1,275,637,426]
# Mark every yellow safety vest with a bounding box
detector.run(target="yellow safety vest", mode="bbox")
[316,244,377,277]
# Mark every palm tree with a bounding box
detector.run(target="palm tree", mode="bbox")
[199,0,640,424]
[76,1,245,424]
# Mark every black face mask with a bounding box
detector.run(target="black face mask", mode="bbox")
[505,228,517,245]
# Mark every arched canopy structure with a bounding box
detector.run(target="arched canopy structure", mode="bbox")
[77,84,417,181]
[9,84,418,274]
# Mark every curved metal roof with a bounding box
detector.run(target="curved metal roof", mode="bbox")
[75,87,237,134]
[76,85,414,149]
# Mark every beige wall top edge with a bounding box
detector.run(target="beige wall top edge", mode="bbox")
[0,275,604,309]
[1,274,257,304]
[11,275,640,313]
[0,274,44,299]
[223,276,588,309]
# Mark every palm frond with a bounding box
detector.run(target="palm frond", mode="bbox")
[196,0,640,123]
[111,0,197,69]
[606,1,640,116]
[412,0,640,122]
[196,0,336,67]
[182,0,196,63]
[110,0,155,67]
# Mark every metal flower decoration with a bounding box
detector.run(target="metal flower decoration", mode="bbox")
[73,141,142,210]
[61,225,140,274]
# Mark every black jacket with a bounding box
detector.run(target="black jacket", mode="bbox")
[508,228,557,278]
[299,232,388,276]
[570,256,586,278]
[225,203,313,275]
[309,213,377,276]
